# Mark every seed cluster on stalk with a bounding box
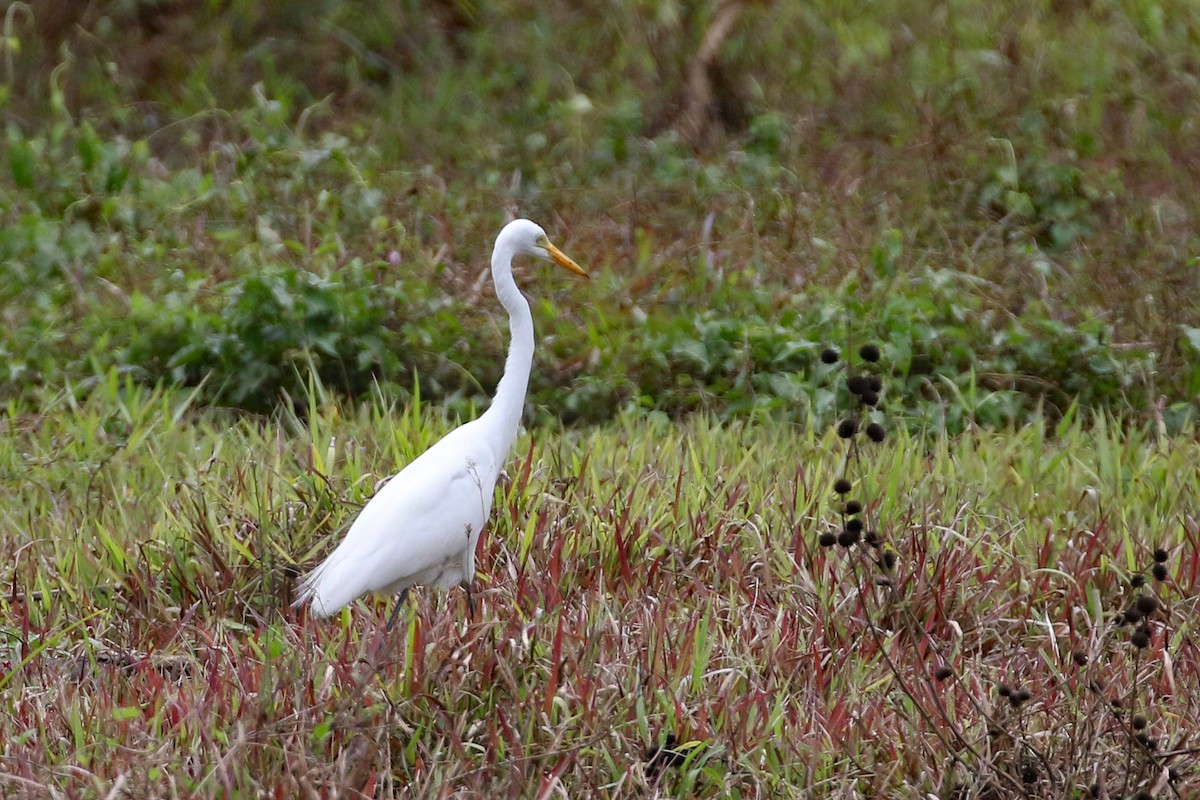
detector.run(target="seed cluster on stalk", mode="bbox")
[815,337,1190,798]
[1072,544,1185,793]
[819,342,890,563]
[1114,549,1172,652]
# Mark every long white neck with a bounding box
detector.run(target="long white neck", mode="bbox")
[480,239,534,460]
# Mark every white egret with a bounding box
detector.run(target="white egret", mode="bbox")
[294,219,587,628]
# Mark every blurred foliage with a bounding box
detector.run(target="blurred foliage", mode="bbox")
[125,262,399,411]
[1,0,1198,431]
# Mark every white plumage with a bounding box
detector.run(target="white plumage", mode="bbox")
[293,219,587,626]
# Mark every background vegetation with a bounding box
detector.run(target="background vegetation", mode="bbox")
[2,0,1197,428]
[1,0,1198,797]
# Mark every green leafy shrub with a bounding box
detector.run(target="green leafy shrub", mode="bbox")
[126,262,401,412]
[545,268,1154,432]
[976,146,1100,250]
[0,106,1162,431]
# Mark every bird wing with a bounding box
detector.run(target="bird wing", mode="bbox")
[296,422,500,616]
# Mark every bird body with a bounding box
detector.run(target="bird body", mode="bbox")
[297,420,498,616]
[294,219,586,623]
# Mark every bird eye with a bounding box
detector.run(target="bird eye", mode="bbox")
[536,234,549,246]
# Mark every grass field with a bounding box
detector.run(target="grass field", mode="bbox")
[1,376,1197,796]
[2,1,1199,797]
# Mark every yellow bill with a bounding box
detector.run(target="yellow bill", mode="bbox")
[546,241,588,278]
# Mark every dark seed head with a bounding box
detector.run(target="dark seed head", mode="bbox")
[1153,547,1169,563]
[1169,768,1180,783]
[1135,594,1159,616]
[1021,765,1037,784]
[866,422,885,442]
[867,375,883,393]
[837,419,858,439]
[880,551,896,570]
[1012,688,1032,707]
[860,391,880,407]
[1131,627,1151,649]
[874,576,893,587]
[820,347,840,364]
[834,478,852,494]
[844,500,862,515]
[1135,731,1151,746]
[1152,563,1168,581]
[818,532,838,548]
[846,518,864,534]
[1088,784,1100,798]
[837,528,860,547]
[934,666,953,681]
[864,530,880,547]
[1132,714,1148,730]
[846,374,869,395]
[997,683,1013,697]
[1124,607,1143,624]
[859,343,881,363]
[1071,650,1088,667]
[1130,574,1146,588]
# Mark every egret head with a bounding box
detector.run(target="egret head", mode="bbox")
[498,218,588,277]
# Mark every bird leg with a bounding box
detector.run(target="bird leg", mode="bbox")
[384,588,410,633]
[464,581,476,620]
